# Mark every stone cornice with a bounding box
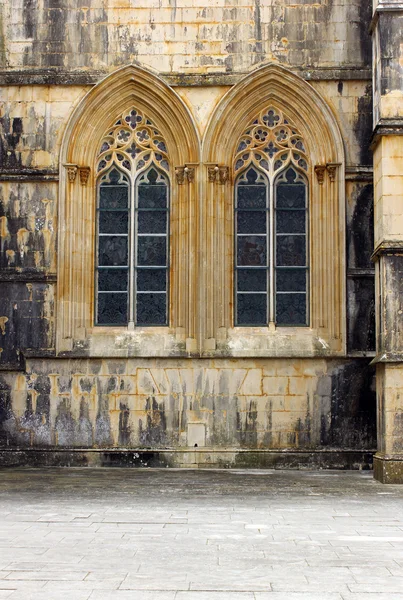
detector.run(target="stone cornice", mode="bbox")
[0,66,372,87]
[370,4,403,33]
[370,119,403,150]
[372,241,403,261]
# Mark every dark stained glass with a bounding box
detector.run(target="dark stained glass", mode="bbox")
[99,211,128,234]
[237,269,267,292]
[137,236,167,266]
[137,293,167,325]
[237,211,266,234]
[138,211,167,234]
[237,236,266,266]
[138,185,167,208]
[276,269,307,292]
[99,185,129,209]
[276,235,306,267]
[98,269,128,292]
[137,269,167,291]
[276,184,306,209]
[276,210,306,234]
[237,186,266,209]
[276,293,307,325]
[237,294,267,325]
[97,293,128,324]
[98,236,128,266]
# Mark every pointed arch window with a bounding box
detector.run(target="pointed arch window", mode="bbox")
[234,108,309,326]
[95,108,170,326]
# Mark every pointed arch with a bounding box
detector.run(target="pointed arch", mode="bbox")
[201,64,346,355]
[57,64,200,355]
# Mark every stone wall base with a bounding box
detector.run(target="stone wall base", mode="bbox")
[373,453,403,483]
[0,448,374,470]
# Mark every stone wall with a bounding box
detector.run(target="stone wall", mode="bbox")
[0,357,376,467]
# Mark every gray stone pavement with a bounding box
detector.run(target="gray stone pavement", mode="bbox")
[0,469,403,600]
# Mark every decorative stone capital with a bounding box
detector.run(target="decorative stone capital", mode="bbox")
[175,165,195,184]
[79,166,91,186]
[314,165,326,185]
[326,163,340,183]
[64,163,78,182]
[208,165,230,184]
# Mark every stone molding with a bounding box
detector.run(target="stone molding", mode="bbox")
[202,63,346,355]
[57,64,200,355]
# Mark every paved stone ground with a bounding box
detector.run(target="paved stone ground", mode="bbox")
[0,469,403,600]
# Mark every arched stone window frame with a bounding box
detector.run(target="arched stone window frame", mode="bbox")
[57,65,200,357]
[202,64,346,356]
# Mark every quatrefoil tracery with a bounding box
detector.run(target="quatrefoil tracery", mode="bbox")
[96,108,169,176]
[234,107,309,180]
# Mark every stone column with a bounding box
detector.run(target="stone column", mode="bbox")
[371,1,403,482]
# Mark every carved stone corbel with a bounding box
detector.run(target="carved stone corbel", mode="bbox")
[64,163,78,183]
[208,165,230,184]
[326,163,340,183]
[79,166,91,186]
[175,165,195,184]
[314,165,326,185]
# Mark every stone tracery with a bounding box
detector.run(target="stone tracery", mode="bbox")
[96,108,170,175]
[234,107,308,179]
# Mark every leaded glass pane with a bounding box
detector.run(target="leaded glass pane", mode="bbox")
[98,237,128,266]
[138,185,167,208]
[237,269,267,292]
[276,269,307,292]
[98,269,128,292]
[138,211,167,234]
[237,294,267,325]
[99,185,129,209]
[237,186,266,209]
[276,210,306,234]
[237,236,266,266]
[276,293,307,325]
[276,235,306,267]
[276,184,306,209]
[137,236,167,266]
[237,211,266,234]
[136,293,167,325]
[99,211,128,234]
[97,293,128,324]
[137,269,167,291]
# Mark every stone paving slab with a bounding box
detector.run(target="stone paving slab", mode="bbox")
[1,469,403,599]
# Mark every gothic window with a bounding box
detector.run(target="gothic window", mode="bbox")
[234,108,309,326]
[95,108,169,326]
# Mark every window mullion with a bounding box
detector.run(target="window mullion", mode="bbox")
[269,180,275,324]
[128,176,136,327]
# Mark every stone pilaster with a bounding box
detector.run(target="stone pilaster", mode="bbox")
[371,1,403,482]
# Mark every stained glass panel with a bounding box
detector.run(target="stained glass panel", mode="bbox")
[237,294,267,325]
[237,186,266,209]
[276,210,306,234]
[237,211,266,234]
[137,269,167,291]
[138,185,167,208]
[97,293,128,324]
[276,293,307,325]
[237,269,267,292]
[276,184,306,209]
[137,236,167,266]
[99,185,129,209]
[98,237,128,266]
[276,235,306,267]
[276,269,307,292]
[237,236,266,266]
[136,293,167,325]
[138,211,167,234]
[98,269,128,292]
[99,211,128,234]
